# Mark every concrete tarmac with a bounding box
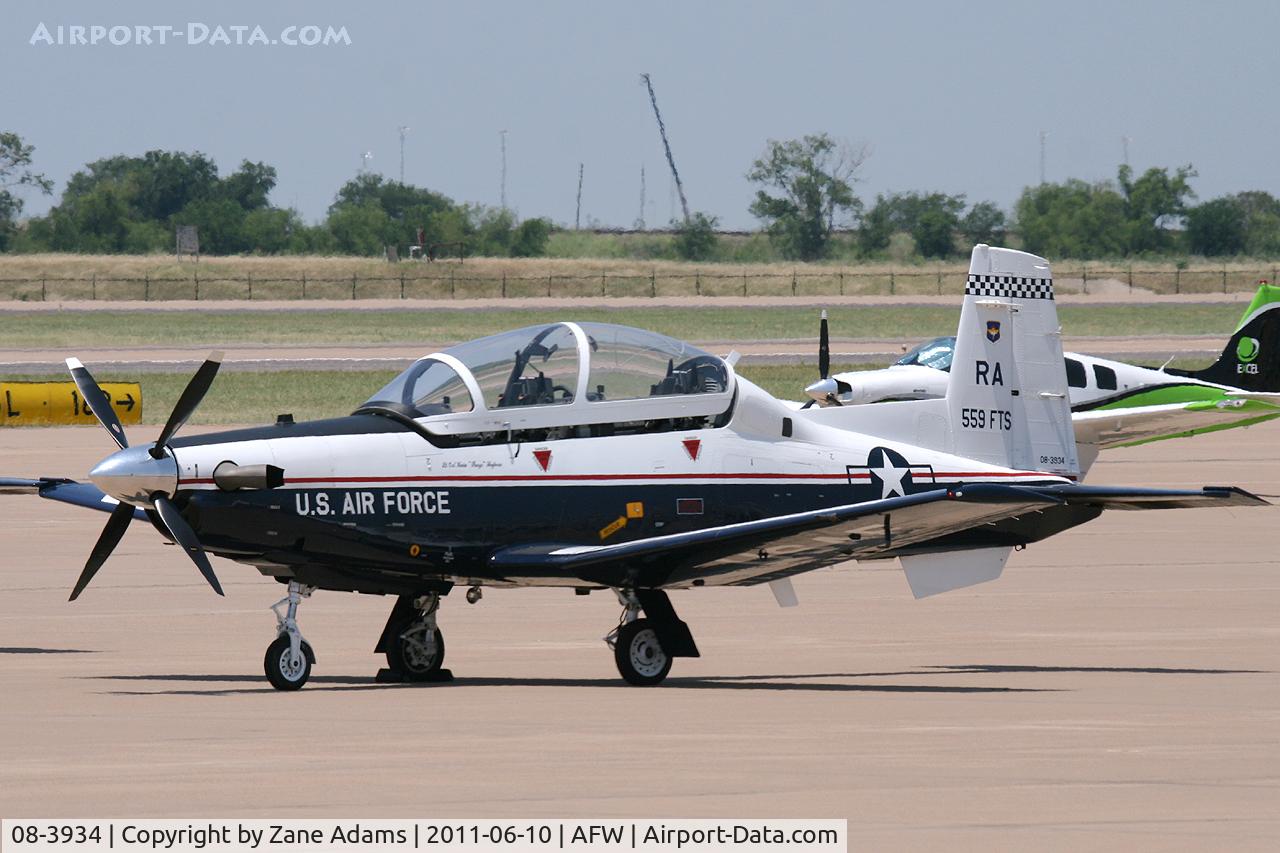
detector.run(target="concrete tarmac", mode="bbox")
[1,424,1277,850]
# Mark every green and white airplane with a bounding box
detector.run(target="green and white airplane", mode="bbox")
[803,283,1280,473]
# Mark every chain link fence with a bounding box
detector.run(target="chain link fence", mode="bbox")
[0,264,1276,302]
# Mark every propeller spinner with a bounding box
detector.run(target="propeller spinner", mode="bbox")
[802,311,851,408]
[65,353,226,600]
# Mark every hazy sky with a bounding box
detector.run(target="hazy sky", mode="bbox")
[4,0,1278,229]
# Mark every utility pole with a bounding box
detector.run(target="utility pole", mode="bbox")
[637,164,646,230]
[1038,130,1048,184]
[575,163,584,230]
[499,129,508,209]
[398,126,410,183]
[360,151,372,174]
[641,73,690,224]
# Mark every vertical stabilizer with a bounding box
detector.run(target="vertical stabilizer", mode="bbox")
[947,246,1078,478]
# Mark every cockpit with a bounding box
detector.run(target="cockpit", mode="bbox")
[895,336,956,372]
[358,322,735,442]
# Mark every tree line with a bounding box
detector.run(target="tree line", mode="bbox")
[2,130,1278,261]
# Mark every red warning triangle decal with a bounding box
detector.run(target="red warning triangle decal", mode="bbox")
[682,438,701,461]
[533,448,552,471]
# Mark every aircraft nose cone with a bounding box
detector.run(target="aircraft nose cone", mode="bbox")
[89,445,179,505]
[804,378,839,403]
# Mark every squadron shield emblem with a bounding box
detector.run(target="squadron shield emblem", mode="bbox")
[986,320,1001,343]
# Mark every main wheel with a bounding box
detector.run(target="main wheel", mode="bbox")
[264,634,314,691]
[386,623,445,680]
[613,618,672,686]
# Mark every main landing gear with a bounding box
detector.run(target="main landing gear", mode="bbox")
[374,593,451,683]
[605,589,700,686]
[264,581,317,691]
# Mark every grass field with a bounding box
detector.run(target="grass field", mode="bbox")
[0,303,1245,348]
[1,253,1276,300]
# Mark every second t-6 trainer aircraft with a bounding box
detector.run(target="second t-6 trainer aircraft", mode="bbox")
[1,246,1266,690]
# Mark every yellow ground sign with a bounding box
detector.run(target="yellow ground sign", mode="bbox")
[1,382,142,426]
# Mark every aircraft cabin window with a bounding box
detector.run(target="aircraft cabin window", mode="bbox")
[1094,364,1118,390]
[580,322,728,401]
[438,324,581,410]
[896,336,956,372]
[1065,358,1087,388]
[364,358,474,416]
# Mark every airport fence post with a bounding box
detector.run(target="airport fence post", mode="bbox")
[549,273,554,298]
[352,273,357,300]
[452,268,457,299]
[1128,265,1133,292]
[889,270,895,295]
[91,273,96,300]
[1082,265,1088,294]
[301,272,306,299]
[695,270,701,295]
[650,270,655,297]
[194,270,198,301]
[1175,267,1181,294]
[742,269,747,296]
[41,277,46,301]
[601,272,607,297]
[839,271,844,295]
[936,268,942,295]
[143,274,148,301]
[791,270,797,296]
[400,271,405,299]
[502,271,507,298]
[1222,267,1228,293]
[247,272,252,301]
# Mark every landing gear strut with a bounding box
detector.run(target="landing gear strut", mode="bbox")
[376,593,450,682]
[264,581,316,691]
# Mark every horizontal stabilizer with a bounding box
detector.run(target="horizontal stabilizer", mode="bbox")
[1074,400,1280,449]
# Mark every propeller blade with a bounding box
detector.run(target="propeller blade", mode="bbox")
[153,494,224,596]
[150,352,223,459]
[65,358,129,451]
[818,310,830,381]
[69,501,135,601]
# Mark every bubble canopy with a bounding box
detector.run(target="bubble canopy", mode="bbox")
[362,322,735,434]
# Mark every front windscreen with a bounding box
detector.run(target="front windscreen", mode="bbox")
[364,358,474,416]
[896,336,956,372]
[581,322,728,401]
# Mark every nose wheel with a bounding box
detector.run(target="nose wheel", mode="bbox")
[264,581,316,691]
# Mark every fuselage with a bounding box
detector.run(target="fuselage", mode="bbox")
[120,377,1067,595]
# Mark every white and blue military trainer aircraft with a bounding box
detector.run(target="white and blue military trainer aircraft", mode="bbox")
[1,246,1267,690]
[802,282,1280,472]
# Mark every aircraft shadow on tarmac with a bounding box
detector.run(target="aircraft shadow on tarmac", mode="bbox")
[82,662,1265,697]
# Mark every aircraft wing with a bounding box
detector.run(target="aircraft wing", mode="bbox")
[0,477,148,519]
[489,483,1265,588]
[1072,399,1280,449]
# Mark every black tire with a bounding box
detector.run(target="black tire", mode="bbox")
[613,618,672,686]
[264,634,314,691]
[386,623,445,680]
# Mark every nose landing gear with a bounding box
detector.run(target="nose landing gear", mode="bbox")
[264,581,316,691]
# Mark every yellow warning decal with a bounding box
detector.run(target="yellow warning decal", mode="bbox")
[626,501,644,519]
[599,516,627,540]
[1,381,142,427]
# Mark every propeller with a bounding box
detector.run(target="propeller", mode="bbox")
[65,353,226,599]
[801,311,850,408]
